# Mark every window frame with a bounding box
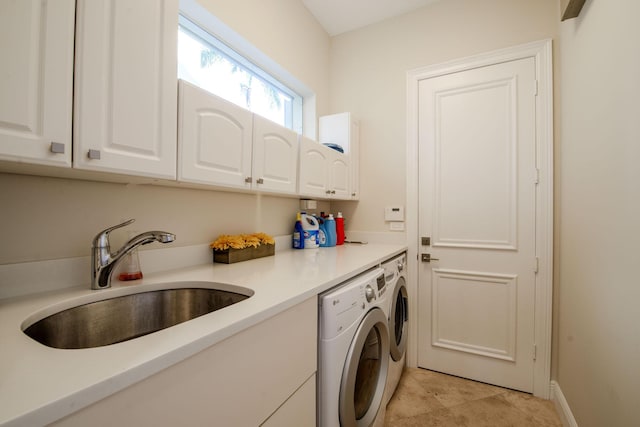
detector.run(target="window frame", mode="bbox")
[178,14,304,133]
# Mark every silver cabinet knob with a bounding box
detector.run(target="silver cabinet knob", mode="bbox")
[50,142,65,154]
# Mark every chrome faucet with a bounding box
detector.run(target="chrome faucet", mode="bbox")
[91,219,176,289]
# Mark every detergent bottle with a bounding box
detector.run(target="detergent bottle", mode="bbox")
[336,212,345,245]
[292,212,304,249]
[325,214,337,247]
[317,215,329,247]
[300,212,319,249]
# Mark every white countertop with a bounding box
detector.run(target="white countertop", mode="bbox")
[0,243,405,426]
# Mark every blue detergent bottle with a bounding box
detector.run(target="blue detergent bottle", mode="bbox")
[325,214,337,247]
[317,216,329,247]
[292,212,304,249]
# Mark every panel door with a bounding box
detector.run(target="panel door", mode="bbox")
[0,0,74,167]
[328,150,350,200]
[73,0,178,179]
[178,81,253,189]
[298,136,330,198]
[252,115,298,194]
[417,57,537,392]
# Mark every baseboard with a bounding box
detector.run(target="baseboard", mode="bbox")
[550,381,579,427]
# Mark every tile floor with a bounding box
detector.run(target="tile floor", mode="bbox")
[384,368,563,426]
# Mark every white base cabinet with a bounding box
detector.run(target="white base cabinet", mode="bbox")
[73,0,178,179]
[0,0,75,168]
[51,297,317,427]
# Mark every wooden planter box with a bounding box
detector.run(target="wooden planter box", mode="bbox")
[212,244,275,264]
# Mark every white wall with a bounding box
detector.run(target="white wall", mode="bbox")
[329,0,559,234]
[0,0,330,269]
[556,0,640,425]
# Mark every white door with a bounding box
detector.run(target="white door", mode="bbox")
[73,0,178,179]
[417,57,537,392]
[0,0,74,167]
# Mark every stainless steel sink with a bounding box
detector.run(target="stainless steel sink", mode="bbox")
[23,286,252,349]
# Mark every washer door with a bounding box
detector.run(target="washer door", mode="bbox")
[339,307,390,427]
[389,276,408,361]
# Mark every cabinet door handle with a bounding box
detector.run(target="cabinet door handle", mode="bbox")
[245,177,253,183]
[331,190,336,194]
[256,178,264,184]
[87,149,101,160]
[50,142,65,154]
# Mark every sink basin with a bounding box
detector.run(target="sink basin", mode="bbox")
[23,285,253,349]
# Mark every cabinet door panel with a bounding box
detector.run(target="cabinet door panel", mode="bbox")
[74,0,177,179]
[252,115,298,194]
[329,152,350,199]
[178,81,253,188]
[0,0,74,166]
[298,137,329,197]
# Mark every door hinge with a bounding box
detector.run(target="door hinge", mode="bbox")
[534,168,540,185]
[534,80,539,96]
[534,257,539,274]
[533,344,537,361]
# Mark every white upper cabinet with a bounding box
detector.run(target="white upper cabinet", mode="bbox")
[319,112,360,200]
[329,151,350,199]
[298,137,350,199]
[179,82,298,194]
[73,0,178,179]
[178,80,253,188]
[298,137,330,198]
[252,115,299,195]
[0,0,75,167]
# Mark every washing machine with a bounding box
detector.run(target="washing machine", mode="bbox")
[318,267,392,427]
[381,253,409,406]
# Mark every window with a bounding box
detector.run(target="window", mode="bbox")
[178,16,302,131]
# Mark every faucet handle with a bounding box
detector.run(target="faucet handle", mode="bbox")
[92,219,135,248]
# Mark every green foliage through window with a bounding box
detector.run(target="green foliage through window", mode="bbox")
[179,16,299,129]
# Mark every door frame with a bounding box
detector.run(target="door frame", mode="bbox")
[405,39,553,398]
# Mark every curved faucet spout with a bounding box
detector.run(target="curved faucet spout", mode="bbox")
[91,220,176,290]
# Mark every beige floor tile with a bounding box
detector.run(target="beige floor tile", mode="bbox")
[386,407,469,427]
[385,368,563,427]
[405,368,507,408]
[500,390,563,426]
[448,394,540,427]
[384,368,446,423]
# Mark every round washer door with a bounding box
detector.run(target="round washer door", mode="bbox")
[339,307,390,427]
[389,276,408,361]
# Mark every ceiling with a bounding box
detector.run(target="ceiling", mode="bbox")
[302,0,443,36]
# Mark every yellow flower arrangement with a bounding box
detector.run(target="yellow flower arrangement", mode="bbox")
[210,232,275,251]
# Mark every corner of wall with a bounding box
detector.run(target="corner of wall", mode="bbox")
[550,381,579,427]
